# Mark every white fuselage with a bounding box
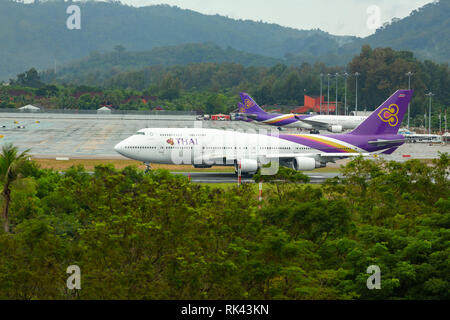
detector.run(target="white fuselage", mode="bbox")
[255,114,367,130]
[114,128,367,169]
[309,115,367,128]
[284,115,368,129]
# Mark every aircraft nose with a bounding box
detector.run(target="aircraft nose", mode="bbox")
[114,141,124,154]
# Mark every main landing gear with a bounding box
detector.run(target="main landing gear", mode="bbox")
[144,163,152,173]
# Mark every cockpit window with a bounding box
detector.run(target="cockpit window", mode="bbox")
[135,132,145,135]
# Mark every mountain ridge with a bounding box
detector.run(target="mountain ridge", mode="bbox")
[0,0,448,81]
[0,0,353,79]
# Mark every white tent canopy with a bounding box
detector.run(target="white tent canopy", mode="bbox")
[97,106,112,114]
[19,104,40,112]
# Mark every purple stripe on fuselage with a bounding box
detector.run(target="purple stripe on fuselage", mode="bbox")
[277,134,348,153]
[295,115,313,120]
[325,134,405,153]
[274,133,404,154]
[257,113,312,126]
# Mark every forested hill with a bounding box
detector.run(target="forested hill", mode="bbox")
[40,43,283,84]
[1,0,448,81]
[0,0,352,80]
[341,0,450,63]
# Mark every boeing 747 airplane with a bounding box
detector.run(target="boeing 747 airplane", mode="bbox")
[114,90,412,174]
[238,93,367,133]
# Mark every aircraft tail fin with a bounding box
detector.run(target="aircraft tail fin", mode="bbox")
[350,90,413,136]
[239,93,267,114]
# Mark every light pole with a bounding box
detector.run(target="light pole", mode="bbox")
[445,111,448,133]
[426,92,434,134]
[344,72,348,115]
[335,73,339,115]
[327,73,331,115]
[406,72,413,129]
[354,72,360,116]
[424,114,427,132]
[320,73,324,115]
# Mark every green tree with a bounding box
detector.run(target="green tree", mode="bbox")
[159,73,182,100]
[15,68,44,88]
[0,144,30,233]
[205,93,227,114]
[254,166,310,201]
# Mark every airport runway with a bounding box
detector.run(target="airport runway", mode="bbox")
[0,112,261,158]
[174,172,342,184]
[0,112,448,160]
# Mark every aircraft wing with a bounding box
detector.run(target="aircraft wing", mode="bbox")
[264,153,371,159]
[318,153,371,158]
[294,116,330,129]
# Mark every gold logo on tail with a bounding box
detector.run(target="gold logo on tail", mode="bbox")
[244,99,255,109]
[378,104,399,127]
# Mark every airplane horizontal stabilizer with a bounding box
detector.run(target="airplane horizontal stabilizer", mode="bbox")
[368,139,404,146]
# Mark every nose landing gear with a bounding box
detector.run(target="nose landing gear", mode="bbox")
[144,163,152,173]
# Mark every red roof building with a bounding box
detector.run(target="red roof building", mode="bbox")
[291,95,337,114]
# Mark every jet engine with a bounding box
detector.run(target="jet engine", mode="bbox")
[236,159,258,174]
[193,164,213,168]
[328,125,343,133]
[293,157,316,171]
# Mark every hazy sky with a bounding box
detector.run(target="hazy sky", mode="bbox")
[25,0,435,37]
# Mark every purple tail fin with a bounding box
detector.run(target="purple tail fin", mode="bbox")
[239,93,267,114]
[350,90,413,135]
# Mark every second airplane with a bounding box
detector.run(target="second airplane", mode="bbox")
[237,93,367,133]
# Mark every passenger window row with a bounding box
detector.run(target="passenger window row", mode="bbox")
[125,146,156,149]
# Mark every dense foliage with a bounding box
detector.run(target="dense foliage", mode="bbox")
[0,154,448,299]
[40,43,283,84]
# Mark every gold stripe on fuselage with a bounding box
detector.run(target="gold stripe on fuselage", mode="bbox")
[263,114,296,124]
[288,134,357,153]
